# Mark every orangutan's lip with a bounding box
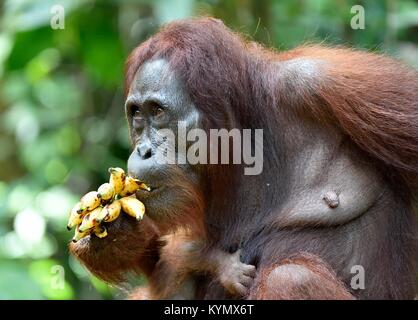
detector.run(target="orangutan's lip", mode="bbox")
[142,183,158,192]
[145,186,158,192]
[127,174,154,190]
[135,186,162,201]
[142,183,156,191]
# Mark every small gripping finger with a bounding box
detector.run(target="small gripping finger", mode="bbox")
[218,249,257,297]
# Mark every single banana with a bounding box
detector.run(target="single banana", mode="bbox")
[97,182,115,202]
[79,207,102,232]
[67,202,86,230]
[93,225,108,238]
[120,196,145,221]
[109,167,126,194]
[72,226,91,242]
[120,176,151,197]
[80,191,101,211]
[94,200,121,223]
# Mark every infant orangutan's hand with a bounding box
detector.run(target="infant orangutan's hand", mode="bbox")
[218,249,256,297]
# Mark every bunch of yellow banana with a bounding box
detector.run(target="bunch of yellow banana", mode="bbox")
[67,167,150,242]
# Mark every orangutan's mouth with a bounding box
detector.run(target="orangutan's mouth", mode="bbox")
[135,185,162,201]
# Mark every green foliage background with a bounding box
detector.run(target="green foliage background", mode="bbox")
[0,0,417,299]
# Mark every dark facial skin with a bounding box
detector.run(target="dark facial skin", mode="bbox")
[125,59,203,223]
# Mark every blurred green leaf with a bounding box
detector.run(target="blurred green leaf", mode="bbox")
[90,276,116,298]
[0,260,43,299]
[29,259,74,299]
[2,0,90,32]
